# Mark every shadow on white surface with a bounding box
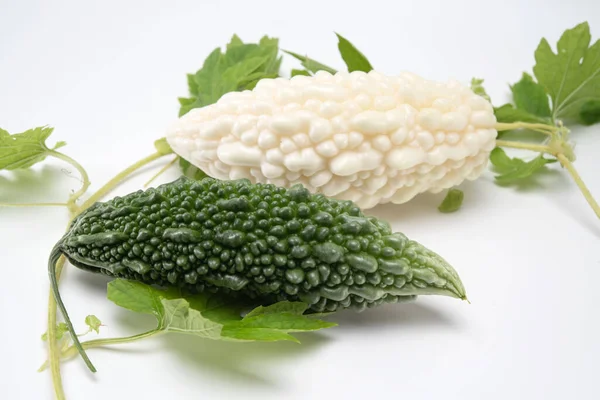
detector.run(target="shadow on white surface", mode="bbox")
[329,300,463,330]
[0,164,72,203]
[366,179,481,224]
[160,331,330,387]
[72,268,114,294]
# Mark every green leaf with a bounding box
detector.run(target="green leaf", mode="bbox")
[438,189,464,213]
[470,78,491,102]
[244,301,308,318]
[107,279,168,317]
[219,327,298,342]
[494,104,549,124]
[180,35,282,116]
[283,50,338,74]
[178,157,207,180]
[533,21,600,123]
[489,147,517,173]
[580,99,600,125]
[510,72,552,118]
[107,279,336,343]
[239,72,279,91]
[0,126,65,170]
[335,33,373,72]
[221,56,270,88]
[159,298,223,339]
[41,323,69,341]
[186,74,199,96]
[227,34,244,49]
[221,311,336,343]
[178,98,204,117]
[84,315,102,334]
[291,69,311,77]
[489,147,557,183]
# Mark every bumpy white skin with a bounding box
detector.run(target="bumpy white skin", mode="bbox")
[166,70,497,209]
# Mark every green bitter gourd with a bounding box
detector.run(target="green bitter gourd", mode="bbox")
[49,176,467,372]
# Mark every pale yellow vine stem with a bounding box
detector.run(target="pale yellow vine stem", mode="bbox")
[143,156,178,188]
[39,329,163,372]
[79,152,166,212]
[48,151,91,216]
[494,140,553,153]
[556,154,600,219]
[495,122,555,135]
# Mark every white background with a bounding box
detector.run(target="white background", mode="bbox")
[1,0,599,399]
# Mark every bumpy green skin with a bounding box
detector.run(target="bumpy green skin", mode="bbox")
[61,177,466,312]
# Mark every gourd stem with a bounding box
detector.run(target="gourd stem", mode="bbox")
[495,122,554,135]
[47,255,67,400]
[39,329,163,370]
[495,140,553,154]
[556,154,600,219]
[49,151,91,215]
[79,152,166,212]
[0,202,67,207]
[144,155,178,187]
[48,243,96,373]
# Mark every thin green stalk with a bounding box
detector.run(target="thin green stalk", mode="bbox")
[47,256,67,400]
[495,140,553,154]
[144,156,178,188]
[556,154,600,219]
[79,152,165,212]
[0,202,67,207]
[495,122,555,135]
[39,329,163,371]
[49,151,90,216]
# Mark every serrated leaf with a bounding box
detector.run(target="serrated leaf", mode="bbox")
[283,50,337,74]
[511,72,551,118]
[227,34,244,49]
[489,147,518,173]
[180,35,282,116]
[178,157,207,180]
[0,126,65,170]
[533,21,600,123]
[470,78,491,102]
[438,189,464,213]
[335,33,373,73]
[84,315,102,334]
[107,279,336,343]
[489,147,556,183]
[580,99,600,125]
[258,35,279,49]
